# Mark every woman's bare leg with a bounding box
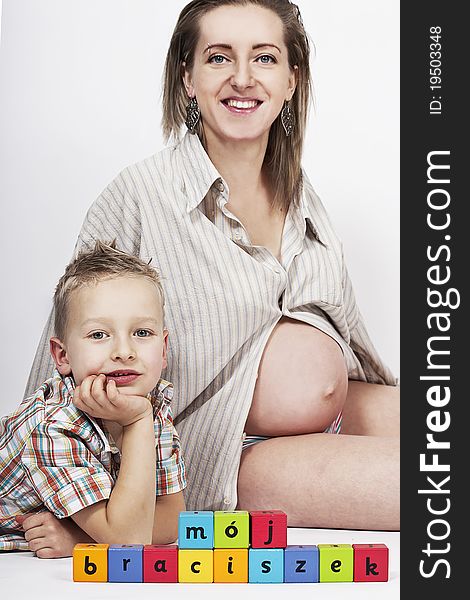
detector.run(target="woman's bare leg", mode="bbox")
[341,381,400,436]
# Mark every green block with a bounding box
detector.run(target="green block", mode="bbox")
[318,544,353,582]
[214,511,249,548]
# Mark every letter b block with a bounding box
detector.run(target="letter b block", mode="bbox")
[143,544,178,583]
[250,510,287,548]
[178,511,214,549]
[178,549,213,582]
[353,543,389,582]
[108,545,143,582]
[73,544,109,582]
[318,544,353,582]
[214,511,249,548]
[284,545,319,583]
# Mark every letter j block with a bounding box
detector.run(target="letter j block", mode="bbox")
[353,544,389,582]
[73,544,109,582]
[178,511,214,549]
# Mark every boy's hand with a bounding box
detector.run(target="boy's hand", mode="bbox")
[73,374,152,426]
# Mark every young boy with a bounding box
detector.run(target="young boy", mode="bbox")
[0,241,186,557]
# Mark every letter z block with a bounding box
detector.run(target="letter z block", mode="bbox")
[178,549,213,583]
[178,510,214,549]
[143,544,178,583]
[108,544,143,582]
[318,544,353,582]
[214,511,249,548]
[248,548,284,583]
[250,510,287,548]
[73,543,109,582]
[353,543,389,582]
[213,549,248,583]
[284,545,319,583]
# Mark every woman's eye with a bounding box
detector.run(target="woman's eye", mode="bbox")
[135,329,151,338]
[209,54,227,64]
[90,332,106,340]
[257,54,276,64]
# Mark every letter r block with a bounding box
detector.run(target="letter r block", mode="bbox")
[214,511,249,548]
[250,510,287,548]
[353,543,389,582]
[318,544,353,582]
[73,544,109,582]
[178,511,214,549]
[143,544,178,583]
[108,545,143,582]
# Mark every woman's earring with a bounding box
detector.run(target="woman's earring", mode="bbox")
[281,101,294,137]
[185,96,200,133]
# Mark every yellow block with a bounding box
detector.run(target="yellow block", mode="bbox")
[178,549,213,583]
[214,549,248,583]
[73,544,109,582]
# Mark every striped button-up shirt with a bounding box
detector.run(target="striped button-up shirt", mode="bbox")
[24,131,396,513]
[0,371,186,550]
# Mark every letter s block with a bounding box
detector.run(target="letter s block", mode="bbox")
[143,544,178,583]
[178,510,214,549]
[250,510,287,548]
[318,544,353,582]
[178,549,213,583]
[248,548,284,583]
[353,543,389,582]
[214,511,249,548]
[108,544,143,582]
[73,543,109,582]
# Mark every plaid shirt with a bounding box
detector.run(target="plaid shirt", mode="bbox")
[0,370,186,550]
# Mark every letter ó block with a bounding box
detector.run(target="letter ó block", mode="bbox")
[214,511,249,548]
[143,544,178,583]
[178,510,214,549]
[248,548,284,583]
[353,543,389,582]
[284,545,319,583]
[178,549,213,583]
[250,510,287,548]
[108,544,143,582]
[73,543,109,582]
[318,544,353,582]
[213,549,248,583]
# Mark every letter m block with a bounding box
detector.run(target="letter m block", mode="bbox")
[178,511,214,549]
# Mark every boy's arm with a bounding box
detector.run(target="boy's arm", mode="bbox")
[153,491,185,545]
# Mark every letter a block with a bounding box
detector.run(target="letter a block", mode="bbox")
[318,544,353,582]
[73,544,109,582]
[213,549,248,583]
[250,510,287,548]
[284,545,319,583]
[178,511,214,549]
[214,511,249,548]
[248,548,284,583]
[108,544,143,582]
[178,550,213,583]
[143,544,178,583]
[353,543,389,582]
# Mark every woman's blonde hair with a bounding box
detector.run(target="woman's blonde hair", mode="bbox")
[162,0,312,212]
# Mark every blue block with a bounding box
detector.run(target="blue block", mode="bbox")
[284,545,319,583]
[108,544,143,582]
[178,511,214,549]
[248,548,284,583]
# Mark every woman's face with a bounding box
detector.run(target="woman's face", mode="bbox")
[183,4,297,148]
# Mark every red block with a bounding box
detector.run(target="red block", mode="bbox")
[143,544,178,582]
[353,543,389,582]
[250,510,287,548]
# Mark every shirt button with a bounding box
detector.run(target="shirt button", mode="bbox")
[223,497,231,505]
[234,233,242,241]
[217,181,225,192]
[242,432,247,441]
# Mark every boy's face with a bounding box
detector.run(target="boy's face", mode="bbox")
[51,275,167,396]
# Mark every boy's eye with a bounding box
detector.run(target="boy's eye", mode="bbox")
[90,331,107,340]
[135,329,151,337]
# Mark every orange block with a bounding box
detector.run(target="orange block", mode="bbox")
[213,549,248,583]
[73,543,109,582]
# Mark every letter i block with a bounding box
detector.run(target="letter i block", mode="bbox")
[108,545,143,582]
[214,511,249,548]
[250,510,287,548]
[353,543,389,582]
[214,549,248,583]
[318,544,353,582]
[178,511,214,549]
[178,550,213,583]
[284,545,319,583]
[248,548,284,583]
[73,544,109,582]
[143,544,178,583]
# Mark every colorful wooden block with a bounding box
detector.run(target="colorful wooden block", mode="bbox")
[353,543,389,582]
[178,511,214,549]
[178,549,213,583]
[143,544,178,583]
[248,548,284,583]
[284,545,319,583]
[214,511,249,548]
[318,544,353,582]
[108,544,143,582]
[73,543,109,582]
[250,510,287,548]
[213,549,248,583]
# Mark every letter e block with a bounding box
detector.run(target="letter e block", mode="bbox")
[143,544,178,583]
[214,511,249,548]
[284,545,319,583]
[108,544,143,582]
[248,548,284,583]
[353,543,389,582]
[318,544,353,582]
[250,510,287,548]
[214,549,248,583]
[73,543,109,582]
[178,549,213,583]
[178,511,214,549]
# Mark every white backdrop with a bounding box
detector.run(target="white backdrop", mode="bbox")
[0,0,399,415]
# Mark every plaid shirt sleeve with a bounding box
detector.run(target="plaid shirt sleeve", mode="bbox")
[21,420,114,518]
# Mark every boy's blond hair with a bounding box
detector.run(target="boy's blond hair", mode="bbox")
[53,241,164,340]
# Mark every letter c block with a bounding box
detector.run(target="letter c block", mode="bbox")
[318,544,353,582]
[143,544,178,582]
[353,543,389,582]
[178,549,213,583]
[214,511,249,548]
[178,510,214,549]
[73,544,109,582]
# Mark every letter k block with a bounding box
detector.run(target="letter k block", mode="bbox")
[353,544,389,582]
[178,511,214,549]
